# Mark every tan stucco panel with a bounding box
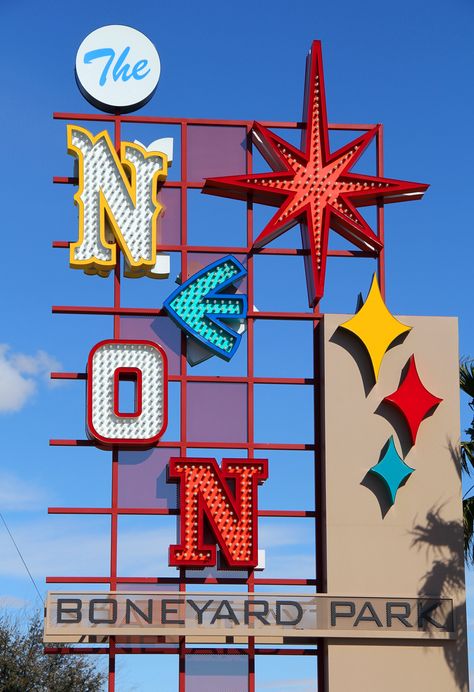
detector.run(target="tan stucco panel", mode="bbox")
[327,641,462,692]
[321,315,469,691]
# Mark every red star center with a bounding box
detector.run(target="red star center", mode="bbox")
[203,41,429,306]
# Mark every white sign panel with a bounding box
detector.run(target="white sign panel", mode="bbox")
[75,25,161,113]
[44,592,455,641]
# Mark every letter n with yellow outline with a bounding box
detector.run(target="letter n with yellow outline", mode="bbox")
[67,125,168,277]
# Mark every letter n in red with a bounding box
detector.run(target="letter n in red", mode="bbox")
[168,458,268,569]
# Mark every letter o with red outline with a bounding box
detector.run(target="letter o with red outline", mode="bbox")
[87,339,168,447]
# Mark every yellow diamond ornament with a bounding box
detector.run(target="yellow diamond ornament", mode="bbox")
[340,274,411,380]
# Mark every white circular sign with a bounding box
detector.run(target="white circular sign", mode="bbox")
[75,25,161,113]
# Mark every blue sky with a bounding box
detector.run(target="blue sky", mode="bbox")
[0,0,472,689]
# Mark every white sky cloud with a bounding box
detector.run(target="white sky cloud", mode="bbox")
[10,350,60,379]
[0,345,61,413]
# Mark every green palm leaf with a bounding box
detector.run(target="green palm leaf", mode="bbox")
[463,496,474,564]
[461,358,474,562]
[460,358,474,399]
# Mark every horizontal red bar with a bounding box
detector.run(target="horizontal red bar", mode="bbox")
[49,439,316,451]
[328,249,376,258]
[254,578,317,585]
[53,110,374,132]
[53,112,301,127]
[159,245,309,255]
[48,507,180,515]
[48,507,316,518]
[51,240,374,259]
[45,646,318,656]
[248,312,319,321]
[158,246,373,258]
[50,372,315,386]
[49,439,92,447]
[52,305,164,316]
[195,376,315,385]
[260,510,316,517]
[51,372,87,380]
[46,576,317,585]
[46,576,109,583]
[53,177,203,190]
[53,176,77,184]
[52,240,303,254]
[52,305,319,320]
[44,576,243,584]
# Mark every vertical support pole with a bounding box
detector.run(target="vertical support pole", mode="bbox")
[246,125,256,692]
[180,121,188,460]
[179,568,186,692]
[178,121,188,692]
[314,313,327,691]
[376,124,386,300]
[108,644,116,692]
[108,114,122,692]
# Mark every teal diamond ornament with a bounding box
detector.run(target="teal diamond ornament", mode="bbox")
[369,437,414,506]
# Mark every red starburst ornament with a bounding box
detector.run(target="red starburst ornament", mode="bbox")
[383,355,443,446]
[203,41,429,305]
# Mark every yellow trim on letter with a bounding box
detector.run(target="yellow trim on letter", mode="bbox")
[67,125,168,275]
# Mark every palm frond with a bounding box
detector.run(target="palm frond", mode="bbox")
[460,358,474,398]
[460,440,474,473]
[463,496,474,564]
[461,359,474,563]
[460,358,474,476]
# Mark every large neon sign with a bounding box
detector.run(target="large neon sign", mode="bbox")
[44,26,468,692]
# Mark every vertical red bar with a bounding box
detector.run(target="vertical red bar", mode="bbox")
[108,642,116,692]
[113,116,122,341]
[108,114,122,692]
[246,125,256,692]
[376,124,386,300]
[179,121,188,692]
[314,317,326,691]
[110,447,119,588]
[180,121,189,459]
[179,568,186,692]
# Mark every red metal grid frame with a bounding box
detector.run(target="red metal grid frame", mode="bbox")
[46,111,385,692]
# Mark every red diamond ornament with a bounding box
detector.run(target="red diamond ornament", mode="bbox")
[383,355,443,446]
[203,41,428,306]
